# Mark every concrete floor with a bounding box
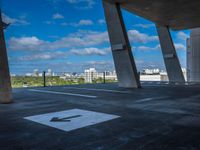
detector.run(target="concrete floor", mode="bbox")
[1,82,200,150]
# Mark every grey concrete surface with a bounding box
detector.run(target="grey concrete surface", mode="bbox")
[0,14,12,104]
[104,0,200,30]
[103,1,140,88]
[156,25,185,83]
[0,83,200,150]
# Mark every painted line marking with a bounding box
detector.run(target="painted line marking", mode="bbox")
[134,96,168,103]
[135,97,154,103]
[63,87,132,94]
[29,89,97,98]
[143,84,169,87]
[24,109,120,132]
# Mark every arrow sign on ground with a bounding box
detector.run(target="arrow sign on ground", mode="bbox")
[50,115,82,122]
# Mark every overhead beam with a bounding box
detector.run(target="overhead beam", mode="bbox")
[102,1,141,88]
[156,25,185,83]
[0,14,12,104]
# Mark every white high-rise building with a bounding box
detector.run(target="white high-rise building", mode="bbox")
[187,28,200,82]
[46,69,53,76]
[84,68,97,83]
[33,69,39,77]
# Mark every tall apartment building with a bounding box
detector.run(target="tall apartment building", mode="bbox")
[187,28,200,82]
[84,68,97,83]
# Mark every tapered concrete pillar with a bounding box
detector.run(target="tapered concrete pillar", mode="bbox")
[102,1,141,88]
[0,13,12,103]
[156,25,185,83]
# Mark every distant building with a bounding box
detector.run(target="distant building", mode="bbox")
[33,69,39,77]
[25,73,32,77]
[139,68,186,82]
[10,74,16,77]
[84,68,97,83]
[97,70,117,81]
[187,28,200,82]
[141,69,160,75]
[46,69,52,76]
[140,74,168,81]
[140,69,168,81]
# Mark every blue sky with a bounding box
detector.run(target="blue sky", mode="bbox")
[2,0,189,74]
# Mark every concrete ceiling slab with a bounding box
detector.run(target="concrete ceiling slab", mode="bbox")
[104,0,200,30]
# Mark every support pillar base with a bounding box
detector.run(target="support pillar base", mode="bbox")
[0,91,12,104]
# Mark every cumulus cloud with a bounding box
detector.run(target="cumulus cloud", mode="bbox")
[176,31,189,41]
[8,29,159,51]
[52,13,64,19]
[8,30,109,51]
[128,30,158,43]
[70,47,110,56]
[18,51,67,61]
[136,43,185,51]
[174,43,186,51]
[134,23,154,29]
[137,45,160,51]
[62,19,93,27]
[2,13,30,25]
[9,36,47,51]
[78,19,93,25]
[66,0,96,9]
[98,19,106,24]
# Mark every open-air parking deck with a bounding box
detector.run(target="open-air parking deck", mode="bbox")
[1,82,200,150]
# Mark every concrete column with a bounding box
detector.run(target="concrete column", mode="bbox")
[156,25,185,83]
[0,14,12,103]
[102,1,141,88]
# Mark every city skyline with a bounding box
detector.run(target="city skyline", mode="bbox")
[2,0,189,74]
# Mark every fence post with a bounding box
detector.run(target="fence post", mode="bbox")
[103,72,106,84]
[138,71,140,81]
[43,71,46,87]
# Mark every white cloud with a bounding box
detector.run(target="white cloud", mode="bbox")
[9,29,159,52]
[174,43,186,51]
[52,13,64,19]
[61,19,93,27]
[134,23,154,29]
[50,30,109,49]
[137,45,160,51]
[98,19,106,24]
[128,30,158,43]
[176,31,189,41]
[18,51,67,61]
[78,19,93,25]
[136,43,185,51]
[66,0,95,9]
[9,36,47,51]
[70,47,110,56]
[8,30,109,51]
[2,13,30,25]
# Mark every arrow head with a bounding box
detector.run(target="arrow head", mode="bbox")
[50,117,70,122]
